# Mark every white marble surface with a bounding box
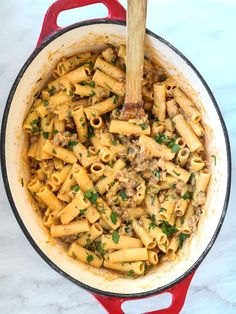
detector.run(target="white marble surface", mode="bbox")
[0,0,235,313]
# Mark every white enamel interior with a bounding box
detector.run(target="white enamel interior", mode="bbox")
[4,23,229,295]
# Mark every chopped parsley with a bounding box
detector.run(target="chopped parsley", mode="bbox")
[80,61,93,69]
[111,139,119,146]
[149,214,157,230]
[53,129,59,135]
[110,211,118,225]
[127,270,134,277]
[96,202,105,213]
[103,113,110,121]
[95,241,106,257]
[52,149,57,154]
[153,169,161,179]
[89,80,95,88]
[189,173,195,183]
[112,230,120,244]
[119,190,127,201]
[21,178,24,187]
[88,125,94,138]
[71,185,80,192]
[179,233,190,248]
[84,190,99,204]
[30,119,39,133]
[68,140,78,150]
[125,225,131,233]
[170,144,180,153]
[173,170,180,177]
[182,191,191,200]
[211,154,217,166]
[154,133,169,144]
[89,90,96,96]
[139,123,148,130]
[43,99,49,107]
[154,133,179,153]
[81,80,87,86]
[87,254,94,264]
[42,131,49,139]
[160,221,177,237]
[80,209,87,215]
[113,94,119,104]
[159,207,167,213]
[48,85,56,96]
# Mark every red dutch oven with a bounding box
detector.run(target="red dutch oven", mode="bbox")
[1,0,231,313]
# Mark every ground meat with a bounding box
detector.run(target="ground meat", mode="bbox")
[52,131,77,147]
[188,215,200,233]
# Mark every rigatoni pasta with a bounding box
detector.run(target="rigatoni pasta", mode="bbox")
[24,45,211,277]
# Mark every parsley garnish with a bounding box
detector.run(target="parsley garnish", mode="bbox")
[160,221,177,237]
[112,230,120,244]
[149,214,157,230]
[119,190,127,201]
[80,209,86,215]
[153,169,161,179]
[179,233,190,248]
[88,125,94,138]
[89,80,95,88]
[111,139,118,146]
[71,185,80,192]
[110,211,118,224]
[48,85,56,96]
[43,100,49,107]
[154,133,169,144]
[159,207,167,213]
[139,123,148,130]
[211,155,217,166]
[84,190,99,204]
[30,119,39,133]
[53,129,59,135]
[127,270,134,277]
[87,254,94,263]
[89,90,96,96]
[42,131,49,139]
[154,133,179,153]
[173,170,180,176]
[95,241,106,257]
[170,144,180,153]
[52,149,57,154]
[182,191,191,200]
[113,95,119,104]
[81,80,87,86]
[68,140,78,150]
[189,173,195,183]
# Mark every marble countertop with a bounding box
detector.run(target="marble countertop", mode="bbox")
[0,0,235,313]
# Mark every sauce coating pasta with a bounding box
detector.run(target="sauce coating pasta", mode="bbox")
[24,45,210,277]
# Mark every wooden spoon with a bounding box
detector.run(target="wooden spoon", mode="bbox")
[120,0,147,120]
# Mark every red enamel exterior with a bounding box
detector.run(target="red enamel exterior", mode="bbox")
[93,271,195,314]
[36,1,196,313]
[37,0,126,46]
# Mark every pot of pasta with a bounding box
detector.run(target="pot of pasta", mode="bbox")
[1,0,231,313]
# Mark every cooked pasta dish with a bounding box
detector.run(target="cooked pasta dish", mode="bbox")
[23,45,211,277]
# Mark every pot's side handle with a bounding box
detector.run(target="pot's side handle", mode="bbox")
[92,271,195,314]
[37,0,126,47]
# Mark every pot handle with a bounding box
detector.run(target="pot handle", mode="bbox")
[37,0,126,47]
[92,271,195,314]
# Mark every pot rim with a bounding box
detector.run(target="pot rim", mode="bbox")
[0,19,231,299]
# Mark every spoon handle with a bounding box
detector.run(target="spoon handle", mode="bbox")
[125,0,147,104]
